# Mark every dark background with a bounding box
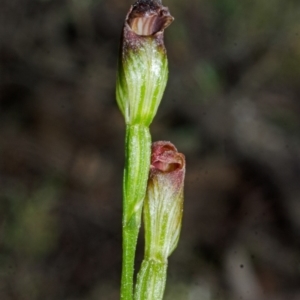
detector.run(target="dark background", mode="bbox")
[1,0,300,299]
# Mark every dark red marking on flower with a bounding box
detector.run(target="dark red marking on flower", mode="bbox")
[120,0,174,55]
[150,141,185,176]
[128,0,173,36]
[149,141,185,195]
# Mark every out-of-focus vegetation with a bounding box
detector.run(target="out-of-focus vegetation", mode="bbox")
[1,0,300,299]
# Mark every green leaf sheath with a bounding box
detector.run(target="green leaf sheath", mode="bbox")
[134,259,167,300]
[121,124,151,300]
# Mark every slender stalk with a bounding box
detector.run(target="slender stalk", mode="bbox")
[121,124,151,300]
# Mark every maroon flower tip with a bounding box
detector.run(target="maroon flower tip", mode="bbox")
[151,141,185,174]
[127,0,174,36]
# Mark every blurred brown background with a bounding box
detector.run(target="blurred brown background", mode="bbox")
[1,0,300,299]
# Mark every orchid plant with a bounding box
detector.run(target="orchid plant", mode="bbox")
[116,1,186,300]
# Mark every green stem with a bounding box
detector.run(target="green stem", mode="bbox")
[134,259,168,300]
[121,124,151,300]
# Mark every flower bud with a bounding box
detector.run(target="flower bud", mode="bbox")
[116,0,174,126]
[143,141,185,261]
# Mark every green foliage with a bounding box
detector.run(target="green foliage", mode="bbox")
[2,182,60,258]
